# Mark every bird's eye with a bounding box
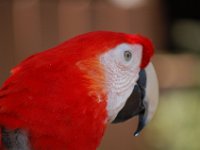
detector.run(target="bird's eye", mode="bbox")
[124,50,132,61]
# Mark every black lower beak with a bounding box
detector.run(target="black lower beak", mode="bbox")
[112,70,147,136]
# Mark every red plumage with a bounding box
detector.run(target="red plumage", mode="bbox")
[0,31,153,150]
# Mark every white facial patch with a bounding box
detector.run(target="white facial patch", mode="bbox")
[99,43,143,122]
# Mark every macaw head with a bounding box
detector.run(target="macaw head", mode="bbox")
[70,31,159,136]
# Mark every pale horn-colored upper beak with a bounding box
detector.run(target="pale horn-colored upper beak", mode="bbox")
[144,62,159,125]
[133,62,159,136]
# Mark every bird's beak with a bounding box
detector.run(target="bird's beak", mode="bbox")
[112,63,159,136]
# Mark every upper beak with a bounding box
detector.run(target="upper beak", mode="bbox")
[112,63,159,136]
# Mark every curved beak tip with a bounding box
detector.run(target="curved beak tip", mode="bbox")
[134,132,140,137]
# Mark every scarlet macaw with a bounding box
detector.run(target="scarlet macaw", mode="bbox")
[0,31,159,150]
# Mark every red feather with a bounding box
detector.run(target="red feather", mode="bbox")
[0,31,153,150]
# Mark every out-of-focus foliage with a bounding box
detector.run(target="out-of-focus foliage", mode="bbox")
[145,89,200,150]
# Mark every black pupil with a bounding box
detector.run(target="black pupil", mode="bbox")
[124,51,132,61]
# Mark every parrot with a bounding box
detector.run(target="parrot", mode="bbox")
[0,31,159,150]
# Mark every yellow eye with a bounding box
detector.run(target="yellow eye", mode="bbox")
[124,50,132,61]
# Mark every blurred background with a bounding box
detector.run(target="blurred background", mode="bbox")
[0,0,200,150]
